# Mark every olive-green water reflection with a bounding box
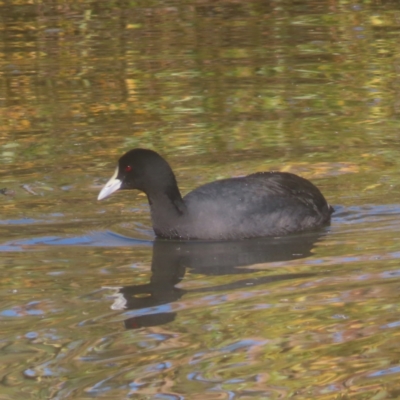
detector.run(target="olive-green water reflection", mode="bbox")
[109,234,324,329]
[1,0,400,398]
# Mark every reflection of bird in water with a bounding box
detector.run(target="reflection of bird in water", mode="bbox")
[98,148,333,240]
[107,231,326,329]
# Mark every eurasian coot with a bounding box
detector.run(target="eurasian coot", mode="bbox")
[98,148,333,240]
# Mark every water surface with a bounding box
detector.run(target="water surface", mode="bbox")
[1,0,400,398]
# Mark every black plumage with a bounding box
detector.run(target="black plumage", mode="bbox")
[98,148,333,240]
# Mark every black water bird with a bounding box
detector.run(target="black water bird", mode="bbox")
[98,148,333,240]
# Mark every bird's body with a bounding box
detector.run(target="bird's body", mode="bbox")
[98,149,333,240]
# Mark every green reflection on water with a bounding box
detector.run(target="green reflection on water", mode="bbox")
[1,0,400,398]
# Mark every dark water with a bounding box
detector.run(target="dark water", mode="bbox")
[1,0,400,398]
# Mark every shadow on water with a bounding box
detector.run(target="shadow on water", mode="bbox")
[108,231,325,329]
[4,203,400,331]
[0,224,327,329]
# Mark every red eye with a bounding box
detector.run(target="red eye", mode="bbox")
[125,165,132,172]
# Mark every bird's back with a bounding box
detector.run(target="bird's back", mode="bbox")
[180,172,332,239]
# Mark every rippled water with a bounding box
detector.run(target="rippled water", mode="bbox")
[2,204,400,398]
[2,0,400,398]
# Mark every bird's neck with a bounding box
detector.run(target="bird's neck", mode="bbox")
[146,185,186,238]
